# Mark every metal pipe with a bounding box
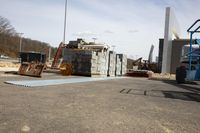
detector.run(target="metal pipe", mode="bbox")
[187,19,200,32]
[18,33,23,63]
[20,37,22,52]
[194,26,200,32]
[48,46,51,62]
[189,32,193,71]
[19,33,24,53]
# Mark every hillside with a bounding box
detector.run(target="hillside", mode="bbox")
[0,16,57,58]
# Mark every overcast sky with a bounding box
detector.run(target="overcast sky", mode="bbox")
[0,0,200,59]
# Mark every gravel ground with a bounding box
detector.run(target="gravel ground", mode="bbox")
[0,72,200,133]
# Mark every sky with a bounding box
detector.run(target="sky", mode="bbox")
[0,0,200,60]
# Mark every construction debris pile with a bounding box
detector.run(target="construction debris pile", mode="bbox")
[62,39,127,77]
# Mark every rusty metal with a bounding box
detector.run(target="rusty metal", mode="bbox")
[51,42,66,68]
[18,62,45,77]
[59,63,73,76]
[126,70,149,77]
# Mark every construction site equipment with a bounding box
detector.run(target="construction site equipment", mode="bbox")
[51,42,74,76]
[18,52,46,77]
[51,42,66,68]
[133,57,142,68]
[60,63,73,75]
[51,38,128,77]
[128,44,158,76]
[142,45,158,72]
[20,52,46,64]
[18,62,45,77]
[126,70,150,77]
[126,58,149,78]
[126,44,157,77]
[176,19,200,83]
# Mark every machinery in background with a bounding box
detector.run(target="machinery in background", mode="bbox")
[126,45,158,77]
[50,39,86,76]
[51,42,66,69]
[176,19,200,83]
[132,57,143,70]
[50,42,73,76]
[139,44,158,72]
[51,38,128,77]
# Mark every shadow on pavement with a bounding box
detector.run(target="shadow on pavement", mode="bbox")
[162,80,200,93]
[4,71,18,75]
[120,87,200,102]
[161,90,200,102]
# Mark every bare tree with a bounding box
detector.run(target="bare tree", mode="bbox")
[0,16,16,35]
[0,16,57,58]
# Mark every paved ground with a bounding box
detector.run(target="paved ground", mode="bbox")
[0,72,200,133]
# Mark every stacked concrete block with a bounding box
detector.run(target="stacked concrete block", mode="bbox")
[107,51,116,77]
[115,54,127,76]
[115,54,122,76]
[62,39,128,77]
[117,54,127,75]
[62,49,91,75]
[94,51,109,77]
[62,48,109,77]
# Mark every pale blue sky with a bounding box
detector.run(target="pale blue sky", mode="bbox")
[0,0,200,59]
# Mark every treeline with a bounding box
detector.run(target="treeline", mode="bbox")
[0,16,57,58]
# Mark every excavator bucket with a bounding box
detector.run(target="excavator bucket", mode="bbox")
[18,62,45,77]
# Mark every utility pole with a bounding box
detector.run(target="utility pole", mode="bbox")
[18,33,24,63]
[19,33,24,53]
[63,0,68,44]
[48,46,51,62]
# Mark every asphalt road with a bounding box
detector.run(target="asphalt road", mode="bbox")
[0,73,200,133]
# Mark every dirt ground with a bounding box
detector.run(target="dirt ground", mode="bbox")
[0,72,200,133]
[0,59,19,72]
